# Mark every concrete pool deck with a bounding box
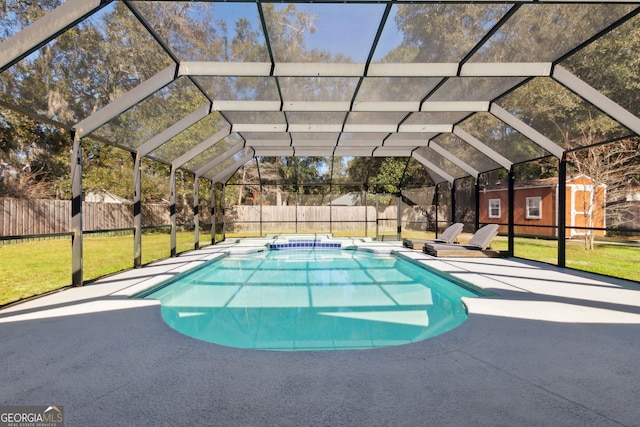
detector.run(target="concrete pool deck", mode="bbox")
[1,238,639,426]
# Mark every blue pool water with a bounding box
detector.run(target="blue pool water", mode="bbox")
[143,249,479,351]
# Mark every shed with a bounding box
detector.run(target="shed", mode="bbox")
[478,175,606,238]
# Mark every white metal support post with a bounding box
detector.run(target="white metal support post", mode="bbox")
[222,184,226,241]
[71,131,83,286]
[193,176,200,250]
[133,153,142,268]
[558,156,567,267]
[375,193,379,240]
[397,193,402,240]
[170,166,177,256]
[210,181,216,245]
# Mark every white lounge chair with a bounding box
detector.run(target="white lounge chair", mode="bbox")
[402,223,464,249]
[423,224,502,257]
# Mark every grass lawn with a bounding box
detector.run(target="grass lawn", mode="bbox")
[489,236,639,280]
[0,232,198,306]
[1,231,638,307]
[400,230,639,282]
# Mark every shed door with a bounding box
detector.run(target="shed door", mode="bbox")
[571,185,594,236]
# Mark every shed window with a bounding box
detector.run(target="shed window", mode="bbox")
[488,199,501,218]
[526,196,542,219]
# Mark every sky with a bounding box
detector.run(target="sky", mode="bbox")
[295,3,391,62]
[3,2,404,64]
[216,2,402,63]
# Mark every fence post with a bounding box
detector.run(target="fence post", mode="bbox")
[71,131,83,286]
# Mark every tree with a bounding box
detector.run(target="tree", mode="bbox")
[392,4,511,63]
[1,1,175,199]
[345,157,373,188]
[0,108,69,198]
[370,157,406,194]
[568,141,640,249]
[499,13,640,249]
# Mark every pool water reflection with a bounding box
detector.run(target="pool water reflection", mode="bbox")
[144,249,477,350]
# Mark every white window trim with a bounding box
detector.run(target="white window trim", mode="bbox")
[526,196,542,219]
[488,198,501,219]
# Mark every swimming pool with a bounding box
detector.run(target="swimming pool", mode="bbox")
[142,248,479,350]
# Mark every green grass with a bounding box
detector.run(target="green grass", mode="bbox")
[510,236,639,279]
[0,232,199,307]
[464,235,639,282]
[1,232,637,307]
[1,238,73,307]
[401,230,639,282]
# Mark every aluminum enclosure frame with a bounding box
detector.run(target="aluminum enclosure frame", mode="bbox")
[1,1,639,285]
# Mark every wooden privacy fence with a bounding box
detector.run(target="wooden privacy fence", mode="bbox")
[2,197,432,238]
[224,205,430,234]
[0,198,170,237]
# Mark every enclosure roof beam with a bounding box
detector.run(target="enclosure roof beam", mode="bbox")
[428,141,480,179]
[290,124,345,132]
[231,123,456,133]
[74,65,177,138]
[489,103,565,159]
[399,124,454,133]
[0,0,111,72]
[172,125,232,169]
[179,62,273,77]
[459,62,552,77]
[194,142,246,178]
[210,150,255,184]
[177,61,553,78]
[412,151,455,184]
[421,102,490,112]
[232,123,289,133]
[453,126,513,170]
[213,101,485,113]
[252,147,294,157]
[552,65,640,136]
[137,104,212,158]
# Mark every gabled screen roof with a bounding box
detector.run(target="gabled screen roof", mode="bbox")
[1,0,639,185]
